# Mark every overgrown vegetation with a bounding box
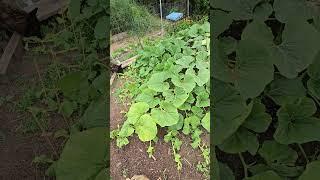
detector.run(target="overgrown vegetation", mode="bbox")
[111,0,156,35]
[16,0,109,179]
[111,21,210,177]
[213,0,320,179]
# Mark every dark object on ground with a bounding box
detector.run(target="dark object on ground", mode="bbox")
[0,2,41,37]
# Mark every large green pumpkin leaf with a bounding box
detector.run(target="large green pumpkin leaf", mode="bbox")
[127,102,149,124]
[259,140,298,166]
[273,0,312,23]
[172,87,189,108]
[69,0,81,20]
[235,39,274,98]
[219,163,235,180]
[242,99,271,133]
[272,22,320,78]
[245,171,282,180]
[147,72,170,92]
[201,112,210,132]
[80,97,107,129]
[135,89,160,108]
[213,80,253,145]
[299,161,320,180]
[175,56,195,68]
[171,74,196,93]
[253,1,273,20]
[94,16,108,39]
[307,52,320,80]
[212,10,233,38]
[218,127,259,155]
[54,128,107,180]
[135,114,157,142]
[274,97,320,144]
[151,102,179,127]
[308,79,320,100]
[266,75,306,105]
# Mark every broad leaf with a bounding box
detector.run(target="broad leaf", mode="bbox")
[171,74,196,93]
[245,171,282,180]
[127,102,149,124]
[147,72,170,92]
[151,102,179,127]
[80,97,107,129]
[135,114,157,142]
[218,127,259,155]
[201,112,210,132]
[219,163,235,180]
[213,80,253,145]
[274,0,312,23]
[266,75,306,105]
[274,97,320,144]
[272,22,320,78]
[299,161,320,180]
[253,1,273,20]
[242,99,272,133]
[54,128,107,180]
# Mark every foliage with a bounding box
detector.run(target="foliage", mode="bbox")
[111,0,156,35]
[213,0,320,179]
[111,22,210,172]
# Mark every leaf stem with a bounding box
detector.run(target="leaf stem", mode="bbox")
[298,144,309,164]
[239,153,248,178]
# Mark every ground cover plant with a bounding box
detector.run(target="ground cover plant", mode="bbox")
[111,21,211,177]
[212,0,320,179]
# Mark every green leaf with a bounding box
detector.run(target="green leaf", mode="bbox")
[245,171,282,180]
[135,114,157,142]
[259,140,298,166]
[126,102,149,124]
[118,122,134,137]
[218,127,259,155]
[147,72,170,92]
[219,36,237,54]
[59,100,76,118]
[272,22,320,78]
[151,102,179,127]
[212,10,233,38]
[54,128,107,180]
[171,74,196,93]
[196,90,210,107]
[242,99,272,133]
[235,39,274,98]
[308,51,320,80]
[299,161,320,180]
[58,71,87,98]
[135,89,160,108]
[308,79,320,100]
[219,163,235,180]
[92,72,107,93]
[266,75,306,105]
[253,2,273,20]
[175,56,195,68]
[201,112,210,132]
[172,87,189,108]
[69,0,81,19]
[274,97,320,144]
[274,0,312,23]
[213,79,253,145]
[80,97,107,129]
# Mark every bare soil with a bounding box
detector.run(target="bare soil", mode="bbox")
[110,77,208,180]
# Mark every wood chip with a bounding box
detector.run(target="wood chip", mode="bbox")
[121,55,139,68]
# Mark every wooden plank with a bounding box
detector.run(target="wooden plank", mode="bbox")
[110,73,117,86]
[120,55,139,68]
[0,32,22,75]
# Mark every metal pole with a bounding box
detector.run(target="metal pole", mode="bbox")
[187,0,190,18]
[160,0,164,35]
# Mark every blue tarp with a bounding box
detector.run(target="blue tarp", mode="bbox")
[165,12,183,21]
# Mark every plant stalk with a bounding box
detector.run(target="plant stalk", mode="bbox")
[298,144,309,164]
[239,153,248,178]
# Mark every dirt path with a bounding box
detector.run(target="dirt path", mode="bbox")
[110,78,208,180]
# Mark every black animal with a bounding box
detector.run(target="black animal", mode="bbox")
[0,1,41,37]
